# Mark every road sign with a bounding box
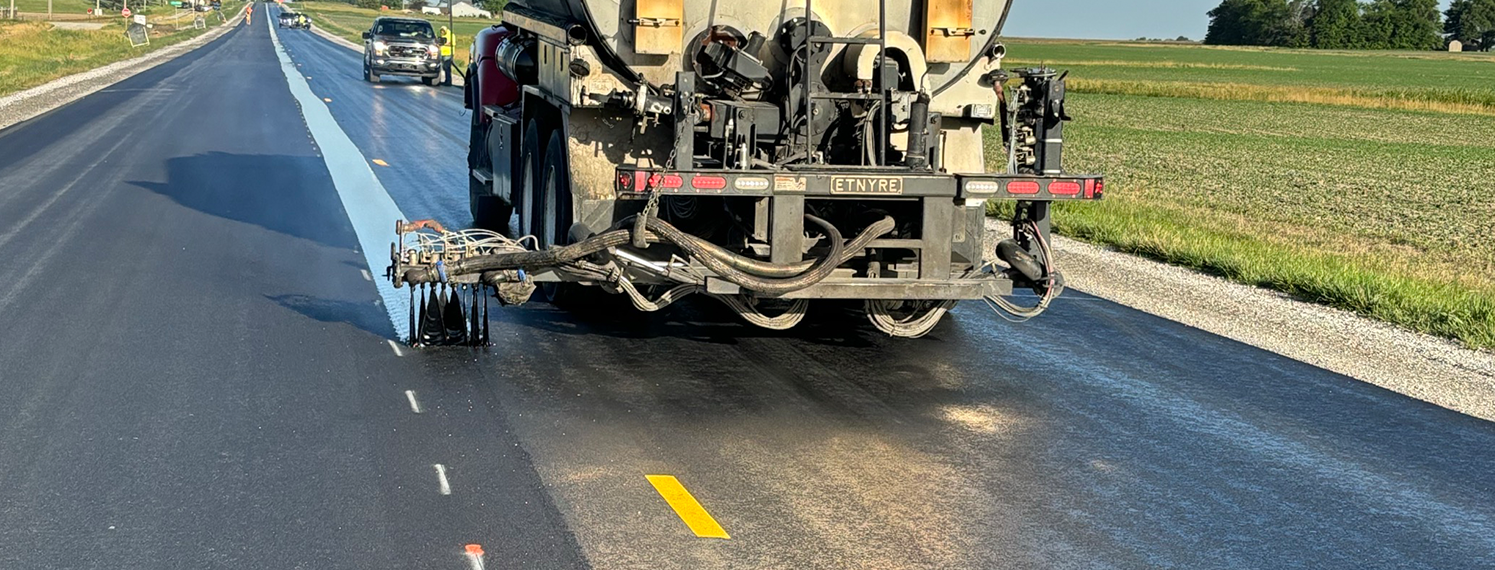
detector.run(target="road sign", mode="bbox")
[126,22,148,46]
[121,6,130,17]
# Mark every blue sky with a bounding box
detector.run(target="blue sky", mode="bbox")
[1004,0,1455,41]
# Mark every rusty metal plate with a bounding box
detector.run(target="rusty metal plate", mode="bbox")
[926,0,974,63]
[634,0,683,55]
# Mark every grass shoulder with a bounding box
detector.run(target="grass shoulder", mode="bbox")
[0,16,216,98]
[987,90,1495,349]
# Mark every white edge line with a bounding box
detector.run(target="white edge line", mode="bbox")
[387,339,407,357]
[434,464,452,495]
[269,11,411,341]
[405,389,422,413]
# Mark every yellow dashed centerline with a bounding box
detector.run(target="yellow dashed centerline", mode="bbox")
[646,475,729,539]
[372,159,389,167]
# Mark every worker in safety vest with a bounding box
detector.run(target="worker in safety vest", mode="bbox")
[439,26,455,86]
[244,2,252,25]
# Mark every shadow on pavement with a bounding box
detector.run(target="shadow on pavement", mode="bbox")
[494,296,888,348]
[128,151,358,250]
[265,293,395,338]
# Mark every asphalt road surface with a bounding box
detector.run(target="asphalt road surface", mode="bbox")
[1,10,1492,569]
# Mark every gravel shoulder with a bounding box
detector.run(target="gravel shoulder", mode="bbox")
[987,217,1495,422]
[0,6,246,133]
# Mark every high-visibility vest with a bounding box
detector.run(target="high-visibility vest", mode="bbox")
[439,27,454,57]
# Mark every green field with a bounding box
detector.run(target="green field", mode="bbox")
[1003,39,1495,114]
[0,16,215,97]
[991,40,1495,349]
[292,1,494,67]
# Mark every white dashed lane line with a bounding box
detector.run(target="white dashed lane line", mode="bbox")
[434,464,452,495]
[405,390,422,413]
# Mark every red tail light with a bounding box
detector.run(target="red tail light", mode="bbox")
[1007,181,1040,195]
[692,175,727,190]
[1049,181,1081,196]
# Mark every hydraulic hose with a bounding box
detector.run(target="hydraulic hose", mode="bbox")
[674,216,894,279]
[642,214,843,295]
[402,215,896,296]
[402,228,651,284]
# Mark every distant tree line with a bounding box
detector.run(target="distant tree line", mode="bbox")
[1447,0,1495,49]
[1205,0,1494,50]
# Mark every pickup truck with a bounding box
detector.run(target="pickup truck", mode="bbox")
[362,17,443,86]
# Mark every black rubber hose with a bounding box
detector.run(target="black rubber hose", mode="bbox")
[609,214,894,279]
[644,214,846,295]
[674,215,894,278]
[402,229,652,284]
[404,215,895,295]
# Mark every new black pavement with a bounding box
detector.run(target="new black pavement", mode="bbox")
[0,10,1492,569]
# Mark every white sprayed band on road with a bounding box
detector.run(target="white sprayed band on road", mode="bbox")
[387,339,407,357]
[268,15,410,341]
[405,390,423,413]
[434,464,452,495]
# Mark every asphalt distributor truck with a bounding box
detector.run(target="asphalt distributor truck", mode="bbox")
[387,0,1104,345]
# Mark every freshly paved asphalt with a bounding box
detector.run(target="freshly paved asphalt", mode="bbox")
[0,9,1492,569]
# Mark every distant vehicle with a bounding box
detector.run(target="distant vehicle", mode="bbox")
[211,0,221,9]
[278,11,309,28]
[362,17,442,86]
[195,3,211,11]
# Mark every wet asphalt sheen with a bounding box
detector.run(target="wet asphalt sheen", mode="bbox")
[0,13,1491,570]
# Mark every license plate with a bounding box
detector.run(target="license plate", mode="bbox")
[831,175,903,195]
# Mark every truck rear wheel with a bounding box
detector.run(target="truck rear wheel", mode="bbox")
[537,132,568,250]
[517,119,542,239]
[537,130,605,308]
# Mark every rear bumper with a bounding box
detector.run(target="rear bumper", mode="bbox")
[613,167,1104,202]
[562,168,1101,300]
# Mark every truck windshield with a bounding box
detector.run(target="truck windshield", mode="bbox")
[375,21,433,39]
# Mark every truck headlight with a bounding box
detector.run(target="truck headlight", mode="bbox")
[372,40,387,55]
[427,45,439,58]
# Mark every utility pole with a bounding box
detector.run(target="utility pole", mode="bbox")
[48,0,52,18]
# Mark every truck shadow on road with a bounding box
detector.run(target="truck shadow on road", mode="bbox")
[494,297,893,348]
[264,293,396,338]
[128,152,359,250]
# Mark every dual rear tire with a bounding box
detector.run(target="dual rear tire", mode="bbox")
[517,120,599,307]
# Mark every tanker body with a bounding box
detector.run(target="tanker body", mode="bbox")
[392,0,1104,341]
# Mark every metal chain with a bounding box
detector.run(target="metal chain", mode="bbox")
[634,147,677,248]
